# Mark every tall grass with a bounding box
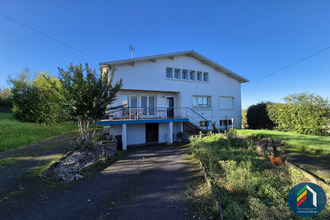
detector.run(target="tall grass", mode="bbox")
[236,129,330,159]
[190,133,329,219]
[0,112,76,152]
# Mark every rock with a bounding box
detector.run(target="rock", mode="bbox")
[42,144,116,183]
[75,173,83,180]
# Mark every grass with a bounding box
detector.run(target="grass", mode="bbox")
[236,129,330,159]
[190,133,330,219]
[0,112,76,152]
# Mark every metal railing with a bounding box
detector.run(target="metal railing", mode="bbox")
[107,106,209,127]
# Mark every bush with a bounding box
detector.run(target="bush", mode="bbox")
[267,93,330,135]
[247,102,275,129]
[8,70,69,123]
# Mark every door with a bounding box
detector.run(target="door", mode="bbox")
[146,123,159,143]
[141,96,155,118]
[167,97,174,118]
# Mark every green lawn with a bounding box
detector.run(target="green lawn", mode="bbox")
[236,129,330,159]
[0,112,76,152]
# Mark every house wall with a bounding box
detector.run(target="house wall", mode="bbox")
[110,124,145,145]
[109,122,182,146]
[158,123,168,143]
[106,54,243,129]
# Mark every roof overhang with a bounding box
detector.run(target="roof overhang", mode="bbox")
[100,50,249,83]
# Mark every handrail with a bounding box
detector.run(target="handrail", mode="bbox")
[107,106,209,129]
[186,107,209,123]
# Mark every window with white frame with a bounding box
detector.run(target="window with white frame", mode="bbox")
[193,96,210,107]
[197,71,202,81]
[190,70,195,80]
[203,72,209,82]
[219,96,234,110]
[166,67,173,78]
[174,68,180,79]
[182,69,188,80]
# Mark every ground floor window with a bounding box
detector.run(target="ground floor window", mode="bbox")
[200,121,210,127]
[220,119,233,126]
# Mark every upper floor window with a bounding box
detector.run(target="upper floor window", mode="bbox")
[203,72,209,82]
[174,69,180,79]
[166,67,173,78]
[219,96,234,110]
[166,67,207,83]
[193,96,210,107]
[182,69,188,80]
[197,71,202,81]
[190,70,195,80]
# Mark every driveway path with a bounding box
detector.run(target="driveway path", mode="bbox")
[0,135,199,220]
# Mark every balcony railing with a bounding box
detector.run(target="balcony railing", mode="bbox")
[107,106,209,127]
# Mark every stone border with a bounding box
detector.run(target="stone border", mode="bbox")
[285,160,329,191]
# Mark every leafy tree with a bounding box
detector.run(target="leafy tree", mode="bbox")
[8,69,68,123]
[58,63,122,148]
[267,93,330,135]
[247,102,275,129]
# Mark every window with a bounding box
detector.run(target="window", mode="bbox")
[174,68,180,79]
[220,120,232,126]
[182,69,188,80]
[200,121,209,127]
[166,67,173,78]
[193,96,210,107]
[203,72,209,82]
[219,96,234,110]
[190,70,195,80]
[130,96,138,108]
[122,95,129,106]
[197,71,202,81]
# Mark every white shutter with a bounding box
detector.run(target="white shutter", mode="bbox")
[219,97,233,110]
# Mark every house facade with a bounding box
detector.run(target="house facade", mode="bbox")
[99,50,249,150]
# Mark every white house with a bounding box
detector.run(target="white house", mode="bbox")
[99,50,249,150]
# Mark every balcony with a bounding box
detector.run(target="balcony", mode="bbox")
[98,107,208,126]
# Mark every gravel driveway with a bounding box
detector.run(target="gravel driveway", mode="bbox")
[0,136,199,220]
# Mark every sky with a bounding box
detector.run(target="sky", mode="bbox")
[0,0,329,109]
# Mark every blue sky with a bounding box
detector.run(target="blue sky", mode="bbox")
[0,0,329,109]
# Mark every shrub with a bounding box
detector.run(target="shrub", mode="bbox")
[8,70,68,123]
[247,102,275,129]
[267,93,330,135]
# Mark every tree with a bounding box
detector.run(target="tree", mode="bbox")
[8,69,68,123]
[58,63,122,148]
[247,102,275,129]
[267,93,330,135]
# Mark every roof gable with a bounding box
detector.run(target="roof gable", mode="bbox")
[100,50,249,83]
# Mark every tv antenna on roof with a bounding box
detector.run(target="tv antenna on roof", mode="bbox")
[129,45,135,58]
